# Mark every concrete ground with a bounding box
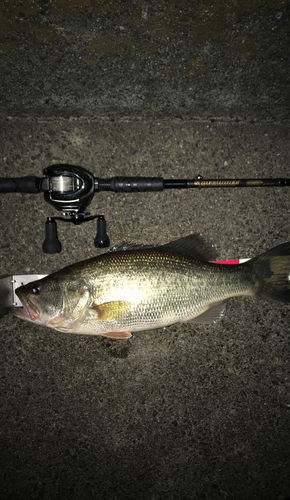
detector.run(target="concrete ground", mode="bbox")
[0,0,289,118]
[1,116,290,500]
[1,1,290,499]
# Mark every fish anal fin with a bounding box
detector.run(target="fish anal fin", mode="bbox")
[187,301,226,324]
[93,300,130,321]
[102,331,132,341]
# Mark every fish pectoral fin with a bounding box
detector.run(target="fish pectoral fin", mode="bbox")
[102,331,132,341]
[186,301,226,324]
[93,300,131,321]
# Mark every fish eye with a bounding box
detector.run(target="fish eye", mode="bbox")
[31,283,41,295]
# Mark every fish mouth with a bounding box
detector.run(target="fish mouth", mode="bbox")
[12,289,41,322]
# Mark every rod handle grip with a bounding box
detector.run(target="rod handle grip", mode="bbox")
[0,176,40,193]
[98,177,164,192]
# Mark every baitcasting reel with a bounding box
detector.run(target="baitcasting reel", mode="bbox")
[41,165,110,253]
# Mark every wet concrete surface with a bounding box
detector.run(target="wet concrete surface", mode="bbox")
[0,116,290,499]
[0,0,289,118]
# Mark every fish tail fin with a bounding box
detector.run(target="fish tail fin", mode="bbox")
[250,241,290,304]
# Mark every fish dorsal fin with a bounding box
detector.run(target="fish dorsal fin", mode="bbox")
[186,301,226,324]
[109,234,217,262]
[109,243,155,253]
[161,234,217,262]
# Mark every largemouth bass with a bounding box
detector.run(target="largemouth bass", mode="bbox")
[12,235,290,340]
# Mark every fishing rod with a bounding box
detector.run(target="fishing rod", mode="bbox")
[0,164,289,253]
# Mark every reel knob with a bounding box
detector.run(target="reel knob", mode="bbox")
[43,217,61,254]
[94,216,110,248]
